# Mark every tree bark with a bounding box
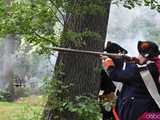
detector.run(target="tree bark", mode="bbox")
[42,0,111,120]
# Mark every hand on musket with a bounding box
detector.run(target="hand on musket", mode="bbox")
[100,54,140,64]
[101,57,115,70]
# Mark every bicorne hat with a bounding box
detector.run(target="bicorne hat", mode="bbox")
[138,41,160,58]
[104,41,128,54]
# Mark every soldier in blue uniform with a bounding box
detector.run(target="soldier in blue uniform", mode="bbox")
[99,41,128,120]
[102,41,160,120]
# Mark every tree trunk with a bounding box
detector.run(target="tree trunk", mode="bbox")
[42,1,111,120]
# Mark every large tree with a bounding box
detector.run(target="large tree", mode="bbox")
[42,0,111,120]
[56,0,111,101]
[0,0,111,119]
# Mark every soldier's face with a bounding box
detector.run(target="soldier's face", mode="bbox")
[138,54,147,64]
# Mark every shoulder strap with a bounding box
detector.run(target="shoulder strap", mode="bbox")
[137,61,160,109]
[113,61,126,96]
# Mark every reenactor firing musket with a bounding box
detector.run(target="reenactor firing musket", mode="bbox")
[45,46,139,63]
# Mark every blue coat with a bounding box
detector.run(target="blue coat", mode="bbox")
[107,61,160,120]
[99,67,116,120]
[100,68,116,94]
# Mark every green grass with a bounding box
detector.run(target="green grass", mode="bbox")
[0,96,46,120]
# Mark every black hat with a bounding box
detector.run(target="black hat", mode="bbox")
[138,41,160,58]
[104,41,128,54]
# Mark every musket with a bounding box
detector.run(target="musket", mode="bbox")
[45,46,139,62]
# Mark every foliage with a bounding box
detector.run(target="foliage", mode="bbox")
[0,0,59,54]
[113,0,160,12]
[64,96,102,120]
[0,0,110,51]
[63,30,102,48]
[41,62,102,120]
[0,0,159,49]
[0,89,11,101]
[43,75,102,120]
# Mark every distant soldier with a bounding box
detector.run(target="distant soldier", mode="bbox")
[98,41,128,120]
[102,41,160,120]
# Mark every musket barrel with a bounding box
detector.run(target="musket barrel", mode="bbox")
[48,47,101,55]
[46,46,131,60]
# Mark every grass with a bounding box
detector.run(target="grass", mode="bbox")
[0,96,46,120]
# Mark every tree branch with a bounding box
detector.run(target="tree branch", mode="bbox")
[34,31,55,44]
[48,6,64,26]
[65,0,78,24]
[49,0,65,24]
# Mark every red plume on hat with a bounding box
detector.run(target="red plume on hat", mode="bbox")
[138,41,160,58]
[138,41,160,84]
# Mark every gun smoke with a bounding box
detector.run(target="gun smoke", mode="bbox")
[106,5,160,56]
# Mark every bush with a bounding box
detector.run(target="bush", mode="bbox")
[65,96,102,120]
[45,79,102,120]
[0,89,11,101]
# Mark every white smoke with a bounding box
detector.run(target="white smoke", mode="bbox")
[0,37,55,92]
[106,5,160,56]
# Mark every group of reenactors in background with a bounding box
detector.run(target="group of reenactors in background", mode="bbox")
[98,40,160,120]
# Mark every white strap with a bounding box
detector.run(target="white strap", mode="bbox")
[139,69,160,109]
[113,62,126,95]
[113,81,123,96]
[98,90,104,96]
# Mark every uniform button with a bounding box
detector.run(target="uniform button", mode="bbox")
[131,97,134,100]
